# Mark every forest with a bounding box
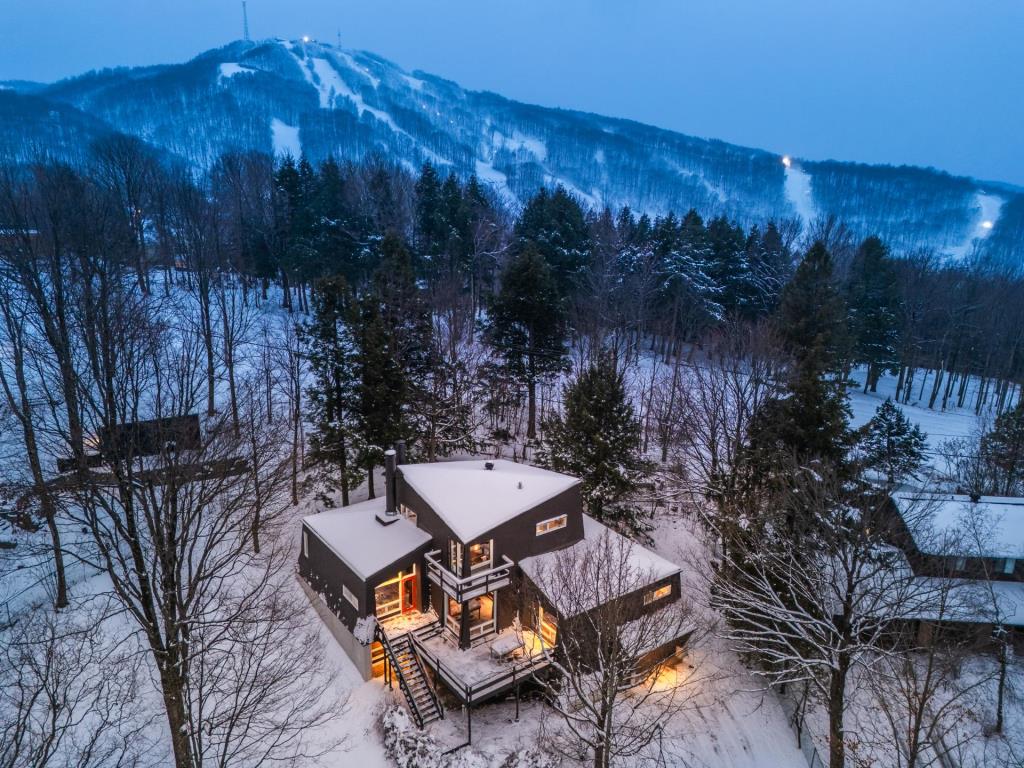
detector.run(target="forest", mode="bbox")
[2,135,1024,768]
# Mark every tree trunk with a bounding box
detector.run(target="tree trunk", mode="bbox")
[828,664,848,768]
[367,465,376,499]
[527,377,537,440]
[995,633,1008,734]
[158,662,195,768]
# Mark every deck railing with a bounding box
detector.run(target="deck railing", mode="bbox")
[424,550,514,602]
[409,629,552,706]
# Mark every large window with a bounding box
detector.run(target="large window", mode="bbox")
[537,604,558,648]
[536,514,567,536]
[445,596,462,636]
[467,594,496,639]
[449,540,464,573]
[468,540,493,571]
[375,568,417,620]
[643,584,672,605]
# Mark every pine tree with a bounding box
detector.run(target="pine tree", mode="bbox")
[302,275,361,505]
[514,186,590,295]
[746,241,852,481]
[847,236,902,392]
[483,246,568,440]
[980,403,1024,495]
[540,353,651,534]
[858,399,927,486]
[706,215,755,317]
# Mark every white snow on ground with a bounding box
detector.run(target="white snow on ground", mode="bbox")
[783,160,817,224]
[491,130,548,162]
[289,47,404,134]
[336,51,381,88]
[944,190,1005,260]
[401,73,426,91]
[474,159,516,206]
[270,118,301,158]
[847,367,984,460]
[217,62,252,82]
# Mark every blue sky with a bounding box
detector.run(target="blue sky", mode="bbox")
[3,0,1021,184]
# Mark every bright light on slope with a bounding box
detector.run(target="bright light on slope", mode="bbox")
[302,35,311,43]
[781,155,792,168]
[981,220,994,230]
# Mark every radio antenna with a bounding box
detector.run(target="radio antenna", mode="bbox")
[242,1,251,42]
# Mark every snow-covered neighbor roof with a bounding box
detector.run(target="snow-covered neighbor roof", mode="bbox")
[303,497,432,581]
[894,493,1024,558]
[900,577,1024,626]
[519,515,681,616]
[398,459,580,542]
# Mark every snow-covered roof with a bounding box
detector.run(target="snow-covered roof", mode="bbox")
[894,493,1024,559]
[398,459,580,542]
[303,497,432,581]
[519,515,681,616]
[899,577,1024,626]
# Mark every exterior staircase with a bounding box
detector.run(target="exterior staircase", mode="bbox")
[377,624,444,728]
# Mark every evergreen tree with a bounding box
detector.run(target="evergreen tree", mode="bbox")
[302,275,361,505]
[980,402,1024,496]
[858,399,927,486]
[706,215,755,316]
[514,186,590,294]
[352,294,406,499]
[847,236,902,392]
[540,353,651,534]
[354,232,433,495]
[746,241,852,482]
[483,246,568,440]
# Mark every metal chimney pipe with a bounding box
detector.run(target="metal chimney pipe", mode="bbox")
[395,440,406,466]
[384,449,398,517]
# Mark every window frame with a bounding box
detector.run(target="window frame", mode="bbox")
[302,530,309,558]
[643,583,672,606]
[342,583,359,609]
[468,539,493,572]
[536,514,568,537]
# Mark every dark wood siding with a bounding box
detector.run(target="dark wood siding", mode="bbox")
[298,522,434,625]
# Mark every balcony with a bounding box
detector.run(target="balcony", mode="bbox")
[424,549,514,602]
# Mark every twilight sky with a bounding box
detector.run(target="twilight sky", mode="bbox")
[3,0,1022,185]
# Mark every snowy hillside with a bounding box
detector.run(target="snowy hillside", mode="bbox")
[2,37,1022,263]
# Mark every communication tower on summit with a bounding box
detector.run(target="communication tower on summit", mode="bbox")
[242,1,251,42]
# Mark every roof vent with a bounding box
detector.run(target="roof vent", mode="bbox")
[484,461,494,471]
[517,481,523,490]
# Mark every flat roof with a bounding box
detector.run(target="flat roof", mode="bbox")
[894,493,1024,559]
[303,497,432,582]
[519,515,681,616]
[398,459,580,542]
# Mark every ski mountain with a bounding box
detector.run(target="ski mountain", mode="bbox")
[2,38,1021,262]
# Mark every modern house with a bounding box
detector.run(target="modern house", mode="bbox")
[886,492,1024,647]
[297,450,688,727]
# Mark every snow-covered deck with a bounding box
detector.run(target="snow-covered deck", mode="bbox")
[378,609,441,638]
[411,626,553,705]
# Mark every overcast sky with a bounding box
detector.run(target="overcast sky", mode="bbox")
[3,0,1021,185]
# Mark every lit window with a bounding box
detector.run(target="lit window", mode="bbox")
[644,584,672,605]
[342,584,359,609]
[537,604,558,647]
[469,540,493,571]
[536,514,568,536]
[302,530,309,558]
[954,558,967,572]
[1002,558,1015,575]
[400,503,417,523]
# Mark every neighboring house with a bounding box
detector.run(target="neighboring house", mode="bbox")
[886,492,1024,647]
[297,451,688,728]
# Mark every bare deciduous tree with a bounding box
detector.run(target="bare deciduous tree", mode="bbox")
[525,527,707,768]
